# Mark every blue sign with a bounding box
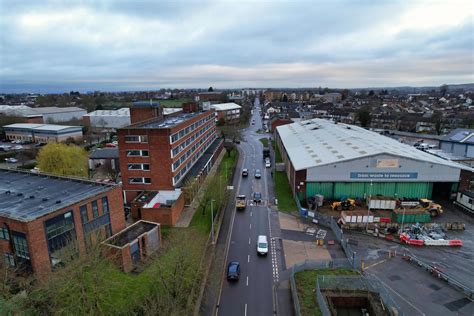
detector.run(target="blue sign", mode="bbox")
[350,172,418,179]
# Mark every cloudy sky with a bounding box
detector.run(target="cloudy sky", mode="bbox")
[0,0,473,92]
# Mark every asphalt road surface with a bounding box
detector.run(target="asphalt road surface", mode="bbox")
[216,98,280,316]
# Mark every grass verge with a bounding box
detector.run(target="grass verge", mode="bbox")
[259,138,269,147]
[274,171,297,212]
[295,268,358,316]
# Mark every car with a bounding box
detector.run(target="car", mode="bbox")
[254,169,261,179]
[265,161,271,168]
[105,143,117,148]
[234,139,240,144]
[5,158,18,163]
[253,192,262,203]
[257,235,269,255]
[242,168,248,177]
[12,145,23,150]
[227,261,240,281]
[35,142,46,148]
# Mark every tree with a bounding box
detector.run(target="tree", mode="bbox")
[95,104,103,111]
[208,86,214,92]
[37,143,88,177]
[341,89,350,100]
[368,90,375,97]
[439,84,448,97]
[282,94,288,102]
[356,106,372,127]
[431,111,444,135]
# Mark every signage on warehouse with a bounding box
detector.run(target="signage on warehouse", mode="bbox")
[350,172,418,179]
[376,159,399,168]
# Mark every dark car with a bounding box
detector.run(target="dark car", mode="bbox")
[242,168,248,177]
[254,169,261,179]
[253,192,262,203]
[227,261,240,281]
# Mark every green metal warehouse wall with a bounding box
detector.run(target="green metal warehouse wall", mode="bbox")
[306,182,433,200]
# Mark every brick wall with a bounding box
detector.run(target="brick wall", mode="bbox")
[140,193,185,226]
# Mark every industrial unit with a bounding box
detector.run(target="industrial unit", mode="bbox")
[275,119,473,202]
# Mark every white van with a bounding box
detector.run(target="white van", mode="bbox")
[257,235,268,256]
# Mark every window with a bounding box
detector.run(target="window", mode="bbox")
[125,135,148,143]
[12,232,30,259]
[129,177,151,184]
[92,201,99,218]
[0,227,9,240]
[126,150,149,157]
[102,197,109,214]
[80,205,89,224]
[4,253,14,267]
[128,163,150,171]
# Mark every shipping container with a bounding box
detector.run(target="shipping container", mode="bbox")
[392,209,430,223]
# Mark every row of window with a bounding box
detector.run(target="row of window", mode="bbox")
[126,149,149,157]
[125,135,148,143]
[170,113,214,144]
[171,121,214,158]
[172,133,217,185]
[172,128,215,171]
[129,177,151,184]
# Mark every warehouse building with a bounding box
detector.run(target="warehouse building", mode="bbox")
[0,105,86,123]
[83,108,131,129]
[4,123,83,143]
[275,119,473,202]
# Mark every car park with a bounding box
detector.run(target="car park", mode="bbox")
[254,169,261,179]
[257,235,268,255]
[242,168,248,177]
[227,261,240,281]
[253,192,262,203]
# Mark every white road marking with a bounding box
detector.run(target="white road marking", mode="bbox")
[246,276,249,286]
[249,237,251,245]
[248,255,250,263]
[249,223,251,230]
[250,211,252,217]
[244,303,247,316]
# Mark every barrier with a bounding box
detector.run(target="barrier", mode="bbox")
[449,240,463,247]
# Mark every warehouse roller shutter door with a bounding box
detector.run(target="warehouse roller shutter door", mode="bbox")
[395,182,432,199]
[306,182,334,199]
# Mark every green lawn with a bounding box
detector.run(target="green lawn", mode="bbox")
[295,269,358,316]
[259,138,269,147]
[159,99,193,108]
[274,171,297,212]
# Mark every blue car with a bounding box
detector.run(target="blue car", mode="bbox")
[227,261,240,281]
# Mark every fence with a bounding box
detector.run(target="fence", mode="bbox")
[405,254,474,299]
[295,196,362,271]
[289,259,352,316]
[315,275,403,316]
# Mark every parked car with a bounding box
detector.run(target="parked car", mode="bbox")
[12,145,23,150]
[254,169,261,179]
[265,160,271,168]
[227,261,240,281]
[242,168,248,177]
[253,192,262,203]
[5,158,18,163]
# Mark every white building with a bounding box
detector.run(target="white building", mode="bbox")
[0,105,86,123]
[4,123,83,143]
[84,108,131,129]
[210,102,242,123]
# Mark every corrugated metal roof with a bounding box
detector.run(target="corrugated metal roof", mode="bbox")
[210,102,242,111]
[4,123,81,131]
[276,118,473,171]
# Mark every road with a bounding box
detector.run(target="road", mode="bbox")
[217,97,282,315]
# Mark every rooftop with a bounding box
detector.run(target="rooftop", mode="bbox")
[103,220,159,248]
[131,111,207,129]
[4,123,82,131]
[210,102,242,111]
[0,169,116,222]
[443,128,474,144]
[276,118,472,171]
[84,108,130,117]
[32,107,85,114]
[90,148,119,159]
[143,190,181,208]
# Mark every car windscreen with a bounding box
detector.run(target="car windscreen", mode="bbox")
[258,243,267,248]
[229,264,238,273]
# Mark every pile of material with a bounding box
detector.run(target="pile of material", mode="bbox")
[400,223,462,246]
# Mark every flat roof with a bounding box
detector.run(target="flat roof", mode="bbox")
[103,220,158,247]
[84,108,130,117]
[210,102,242,111]
[144,190,181,208]
[276,118,473,172]
[4,123,82,131]
[0,169,117,222]
[90,148,119,159]
[131,111,208,129]
[32,107,86,114]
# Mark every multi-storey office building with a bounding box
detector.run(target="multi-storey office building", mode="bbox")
[0,169,126,277]
[118,107,217,203]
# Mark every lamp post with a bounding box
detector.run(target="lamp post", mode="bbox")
[367,180,373,231]
[211,199,215,244]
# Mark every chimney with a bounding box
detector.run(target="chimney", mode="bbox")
[130,100,163,124]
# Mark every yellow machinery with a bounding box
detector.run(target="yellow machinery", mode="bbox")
[236,195,246,211]
[419,199,443,217]
[331,198,356,211]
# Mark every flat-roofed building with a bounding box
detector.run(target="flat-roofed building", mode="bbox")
[4,123,83,143]
[0,169,126,277]
[209,102,242,124]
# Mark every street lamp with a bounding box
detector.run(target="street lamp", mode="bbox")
[366,180,373,232]
[211,199,216,244]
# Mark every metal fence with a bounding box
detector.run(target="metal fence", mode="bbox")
[406,254,474,299]
[315,275,403,316]
[289,259,352,316]
[295,196,363,272]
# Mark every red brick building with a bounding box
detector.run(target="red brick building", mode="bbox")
[118,103,217,203]
[0,169,126,277]
[130,190,185,226]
